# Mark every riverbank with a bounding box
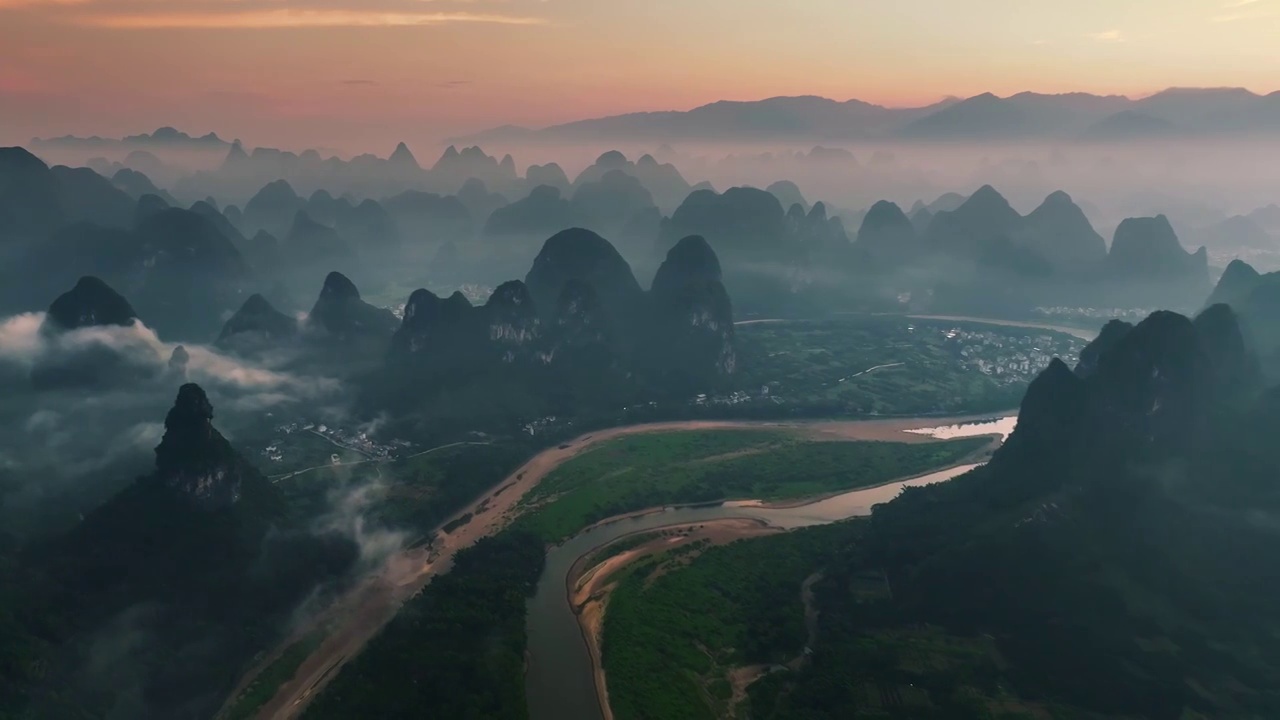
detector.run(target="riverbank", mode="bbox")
[567,519,783,720]
[240,413,1017,719]
[540,421,1015,720]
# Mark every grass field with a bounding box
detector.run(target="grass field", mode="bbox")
[514,430,988,542]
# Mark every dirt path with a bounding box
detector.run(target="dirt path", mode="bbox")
[238,413,1012,720]
[904,314,1097,341]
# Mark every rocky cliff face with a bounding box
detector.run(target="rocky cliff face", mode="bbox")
[547,279,616,371]
[648,235,736,384]
[153,383,255,509]
[524,227,644,326]
[485,280,542,363]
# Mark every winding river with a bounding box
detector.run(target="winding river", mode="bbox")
[524,416,1018,720]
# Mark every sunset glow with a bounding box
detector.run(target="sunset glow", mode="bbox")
[3,0,1279,151]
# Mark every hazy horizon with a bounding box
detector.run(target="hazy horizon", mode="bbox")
[5,0,1280,152]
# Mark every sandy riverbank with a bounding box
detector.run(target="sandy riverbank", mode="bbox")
[567,519,782,720]
[240,412,1014,719]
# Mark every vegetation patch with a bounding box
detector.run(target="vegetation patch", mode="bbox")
[303,530,545,719]
[601,523,864,720]
[515,430,987,542]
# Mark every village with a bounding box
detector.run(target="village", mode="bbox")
[260,420,411,465]
[943,327,1082,386]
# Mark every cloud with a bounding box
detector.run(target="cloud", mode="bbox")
[438,79,473,89]
[1087,30,1124,42]
[342,79,379,86]
[75,8,548,29]
[1223,0,1261,7]
[0,312,339,398]
[0,0,90,7]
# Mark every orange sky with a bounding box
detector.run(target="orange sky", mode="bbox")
[2,0,1279,152]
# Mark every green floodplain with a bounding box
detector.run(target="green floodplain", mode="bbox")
[513,429,990,543]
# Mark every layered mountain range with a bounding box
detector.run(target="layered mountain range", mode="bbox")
[455,87,1280,144]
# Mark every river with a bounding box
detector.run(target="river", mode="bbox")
[524,416,1018,720]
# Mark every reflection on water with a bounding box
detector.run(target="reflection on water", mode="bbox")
[526,414,1019,720]
[904,415,1017,441]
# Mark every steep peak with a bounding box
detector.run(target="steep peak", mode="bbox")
[45,276,138,331]
[652,235,723,294]
[1193,303,1259,392]
[596,150,628,167]
[320,271,361,302]
[500,154,516,173]
[1041,190,1075,207]
[0,146,50,175]
[862,200,910,228]
[1110,215,1187,262]
[168,344,190,377]
[806,201,828,222]
[964,184,1012,212]
[224,140,249,165]
[444,290,472,312]
[1074,319,1134,378]
[403,288,443,324]
[163,383,213,434]
[1206,259,1262,310]
[153,383,250,509]
[637,154,658,167]
[248,179,299,207]
[389,141,418,167]
[487,279,535,310]
[1222,259,1260,284]
[240,293,277,315]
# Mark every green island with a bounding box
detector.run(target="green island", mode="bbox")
[514,429,990,542]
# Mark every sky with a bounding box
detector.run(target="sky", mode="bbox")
[2,0,1279,152]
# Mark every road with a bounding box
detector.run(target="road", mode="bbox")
[268,441,491,482]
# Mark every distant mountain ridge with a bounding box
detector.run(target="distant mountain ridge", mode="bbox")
[452,87,1280,143]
